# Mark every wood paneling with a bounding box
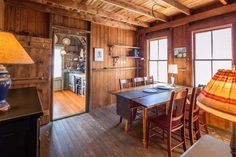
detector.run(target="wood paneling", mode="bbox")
[7,35,52,125]
[51,14,89,31]
[0,0,4,30]
[91,23,137,108]
[4,4,49,37]
[172,25,192,86]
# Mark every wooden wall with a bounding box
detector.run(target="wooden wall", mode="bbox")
[91,23,137,108]
[4,4,49,37]
[51,14,89,31]
[139,12,236,131]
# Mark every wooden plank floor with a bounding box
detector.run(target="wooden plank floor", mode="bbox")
[53,90,86,119]
[41,105,231,157]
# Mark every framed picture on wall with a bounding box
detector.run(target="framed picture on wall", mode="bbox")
[94,48,104,61]
[174,47,187,58]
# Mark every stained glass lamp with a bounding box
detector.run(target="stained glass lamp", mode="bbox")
[0,32,34,111]
[197,67,236,157]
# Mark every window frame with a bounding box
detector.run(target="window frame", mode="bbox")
[193,25,233,86]
[147,36,168,83]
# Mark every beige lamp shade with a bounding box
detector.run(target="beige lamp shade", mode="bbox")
[197,68,236,122]
[0,32,34,64]
[168,64,178,74]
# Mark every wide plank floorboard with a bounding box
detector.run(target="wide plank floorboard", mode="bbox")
[41,105,230,157]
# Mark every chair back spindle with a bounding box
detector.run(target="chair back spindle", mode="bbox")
[144,76,154,85]
[132,77,145,87]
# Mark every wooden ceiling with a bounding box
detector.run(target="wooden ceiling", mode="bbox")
[6,0,236,30]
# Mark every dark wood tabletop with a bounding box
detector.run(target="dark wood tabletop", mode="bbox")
[132,91,170,108]
[0,87,43,124]
[131,85,192,108]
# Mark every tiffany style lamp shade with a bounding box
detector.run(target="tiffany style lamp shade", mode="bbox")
[197,68,236,157]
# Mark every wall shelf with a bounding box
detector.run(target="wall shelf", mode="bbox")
[92,66,141,72]
[108,44,141,56]
[112,56,144,66]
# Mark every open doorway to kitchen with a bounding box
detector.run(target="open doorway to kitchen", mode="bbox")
[52,32,87,120]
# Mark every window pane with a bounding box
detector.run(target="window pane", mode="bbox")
[158,39,168,60]
[195,32,212,59]
[213,28,232,59]
[213,61,232,75]
[150,40,158,60]
[157,61,168,83]
[54,47,63,78]
[195,61,212,86]
[149,61,158,81]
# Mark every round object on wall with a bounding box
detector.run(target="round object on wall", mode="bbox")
[62,37,71,46]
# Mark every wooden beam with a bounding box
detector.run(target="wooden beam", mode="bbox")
[144,2,236,34]
[26,0,148,27]
[100,0,169,22]
[219,0,228,5]
[159,0,190,15]
[6,0,137,30]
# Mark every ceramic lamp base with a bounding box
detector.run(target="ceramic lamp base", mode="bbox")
[0,65,11,112]
[170,75,175,87]
[0,100,10,112]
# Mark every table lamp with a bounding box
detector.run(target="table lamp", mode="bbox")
[168,64,178,86]
[0,32,34,111]
[197,67,236,157]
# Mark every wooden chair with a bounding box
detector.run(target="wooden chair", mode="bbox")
[132,77,145,87]
[185,87,201,146]
[197,85,209,134]
[144,76,154,85]
[199,108,209,134]
[118,78,133,125]
[147,89,188,157]
[119,78,133,90]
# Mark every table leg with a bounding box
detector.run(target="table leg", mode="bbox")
[124,120,129,132]
[143,108,148,147]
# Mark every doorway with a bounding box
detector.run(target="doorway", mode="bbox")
[52,33,87,120]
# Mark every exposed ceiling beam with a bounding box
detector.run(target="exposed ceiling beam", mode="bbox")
[219,0,228,5]
[25,0,148,27]
[159,0,190,15]
[143,2,236,33]
[99,0,169,22]
[5,0,137,30]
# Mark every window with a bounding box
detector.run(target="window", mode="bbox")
[148,38,168,83]
[194,27,233,86]
[53,46,64,78]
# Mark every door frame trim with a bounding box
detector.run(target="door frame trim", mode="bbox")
[50,24,92,121]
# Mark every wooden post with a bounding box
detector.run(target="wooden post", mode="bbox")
[0,0,4,30]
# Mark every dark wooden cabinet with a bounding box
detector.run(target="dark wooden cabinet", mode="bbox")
[0,87,43,157]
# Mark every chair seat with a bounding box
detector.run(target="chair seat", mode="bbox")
[149,115,183,130]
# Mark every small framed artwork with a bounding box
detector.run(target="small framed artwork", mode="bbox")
[174,47,187,58]
[94,48,104,61]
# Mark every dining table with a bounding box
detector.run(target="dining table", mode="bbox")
[111,83,192,147]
